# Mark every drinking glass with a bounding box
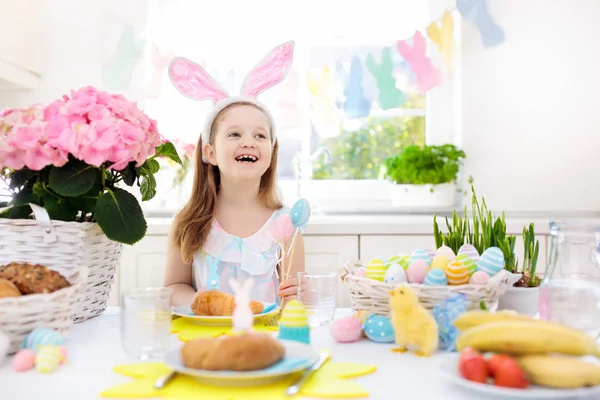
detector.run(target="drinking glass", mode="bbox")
[297,272,337,327]
[121,287,172,360]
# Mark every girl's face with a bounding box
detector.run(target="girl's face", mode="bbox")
[204,105,273,181]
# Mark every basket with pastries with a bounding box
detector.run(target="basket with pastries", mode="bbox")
[0,261,85,354]
[339,244,512,318]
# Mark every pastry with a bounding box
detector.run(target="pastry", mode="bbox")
[191,290,264,316]
[0,262,71,295]
[181,332,285,371]
[0,278,21,298]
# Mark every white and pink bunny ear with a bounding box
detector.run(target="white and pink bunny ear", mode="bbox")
[168,57,229,103]
[240,41,295,97]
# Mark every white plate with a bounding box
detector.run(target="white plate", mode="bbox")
[439,353,600,399]
[172,302,280,326]
[164,339,319,387]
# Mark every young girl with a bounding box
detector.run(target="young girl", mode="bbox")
[163,41,304,306]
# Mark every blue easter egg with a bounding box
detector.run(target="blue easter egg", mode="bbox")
[363,314,395,343]
[410,249,432,266]
[21,327,64,352]
[290,198,311,228]
[476,246,505,276]
[423,268,448,286]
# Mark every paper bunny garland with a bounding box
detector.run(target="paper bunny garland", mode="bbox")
[168,41,295,163]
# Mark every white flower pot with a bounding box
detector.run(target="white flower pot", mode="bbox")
[389,182,456,208]
[497,286,541,317]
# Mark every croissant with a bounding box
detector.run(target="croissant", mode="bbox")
[191,290,264,316]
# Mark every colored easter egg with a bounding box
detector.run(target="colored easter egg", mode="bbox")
[365,258,387,281]
[458,243,480,263]
[363,314,395,343]
[12,349,35,372]
[383,263,407,284]
[456,253,477,276]
[290,198,311,228]
[445,260,469,285]
[330,316,363,343]
[398,255,410,270]
[477,246,505,276]
[406,260,428,284]
[353,266,366,277]
[387,254,405,267]
[425,249,436,260]
[430,255,450,272]
[21,328,63,352]
[35,345,63,373]
[469,270,491,285]
[436,245,456,261]
[271,213,294,243]
[279,299,308,327]
[410,249,432,266]
[423,268,448,286]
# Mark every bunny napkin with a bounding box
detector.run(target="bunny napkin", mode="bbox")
[168,41,295,162]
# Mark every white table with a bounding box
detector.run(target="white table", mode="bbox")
[0,308,498,399]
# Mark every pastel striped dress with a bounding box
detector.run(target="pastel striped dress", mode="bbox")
[192,208,286,304]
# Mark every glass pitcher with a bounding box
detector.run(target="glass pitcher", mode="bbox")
[539,220,600,336]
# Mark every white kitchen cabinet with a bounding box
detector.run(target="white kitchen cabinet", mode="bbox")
[109,234,360,307]
[303,235,359,308]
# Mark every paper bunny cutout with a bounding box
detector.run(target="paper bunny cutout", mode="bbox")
[277,68,302,130]
[146,43,174,99]
[457,0,505,48]
[343,55,371,118]
[365,47,406,110]
[397,31,442,92]
[426,10,455,70]
[306,66,339,130]
[229,278,255,333]
[205,254,221,290]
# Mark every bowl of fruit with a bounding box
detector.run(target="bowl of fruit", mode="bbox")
[438,310,600,398]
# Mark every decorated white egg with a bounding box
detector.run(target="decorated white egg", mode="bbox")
[410,249,432,266]
[384,263,407,284]
[423,268,448,286]
[456,253,477,276]
[406,260,428,284]
[477,247,505,276]
[458,243,480,263]
[445,260,469,285]
[365,258,388,281]
[363,314,395,343]
[436,245,456,261]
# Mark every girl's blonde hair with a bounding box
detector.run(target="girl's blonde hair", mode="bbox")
[172,102,283,263]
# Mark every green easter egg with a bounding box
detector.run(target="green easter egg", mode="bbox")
[398,255,410,270]
[456,253,477,276]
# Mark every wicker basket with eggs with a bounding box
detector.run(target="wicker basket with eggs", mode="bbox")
[339,244,511,317]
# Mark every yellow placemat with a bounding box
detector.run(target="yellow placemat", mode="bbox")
[171,318,278,342]
[100,360,376,399]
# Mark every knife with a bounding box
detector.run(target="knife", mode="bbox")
[285,351,332,397]
[154,370,177,389]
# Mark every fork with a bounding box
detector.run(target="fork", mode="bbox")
[261,312,281,328]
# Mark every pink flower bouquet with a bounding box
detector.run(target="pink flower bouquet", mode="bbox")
[0,86,181,245]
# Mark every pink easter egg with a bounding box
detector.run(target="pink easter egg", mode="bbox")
[469,270,491,285]
[330,316,363,343]
[271,213,294,243]
[59,346,68,364]
[353,267,366,277]
[406,260,428,284]
[12,349,35,372]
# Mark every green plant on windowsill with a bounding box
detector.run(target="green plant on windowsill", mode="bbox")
[433,186,518,273]
[384,144,466,188]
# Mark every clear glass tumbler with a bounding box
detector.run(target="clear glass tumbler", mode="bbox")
[121,287,172,360]
[297,272,337,327]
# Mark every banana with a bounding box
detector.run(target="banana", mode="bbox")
[453,310,534,331]
[519,355,600,389]
[456,320,600,358]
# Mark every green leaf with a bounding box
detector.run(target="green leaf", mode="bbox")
[140,173,157,201]
[7,168,37,190]
[48,160,97,197]
[67,186,100,213]
[95,189,147,245]
[156,142,183,165]
[0,186,36,219]
[43,195,78,221]
[142,159,160,174]
[120,162,138,187]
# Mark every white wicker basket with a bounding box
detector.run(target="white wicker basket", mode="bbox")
[340,260,512,318]
[0,203,123,323]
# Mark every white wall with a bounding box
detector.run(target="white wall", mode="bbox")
[460,0,600,215]
[1,0,598,215]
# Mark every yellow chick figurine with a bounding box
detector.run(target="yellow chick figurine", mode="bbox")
[388,284,439,357]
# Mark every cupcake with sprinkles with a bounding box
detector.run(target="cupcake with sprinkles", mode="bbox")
[278,299,310,344]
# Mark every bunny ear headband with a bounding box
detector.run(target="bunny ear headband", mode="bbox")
[168,41,295,163]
